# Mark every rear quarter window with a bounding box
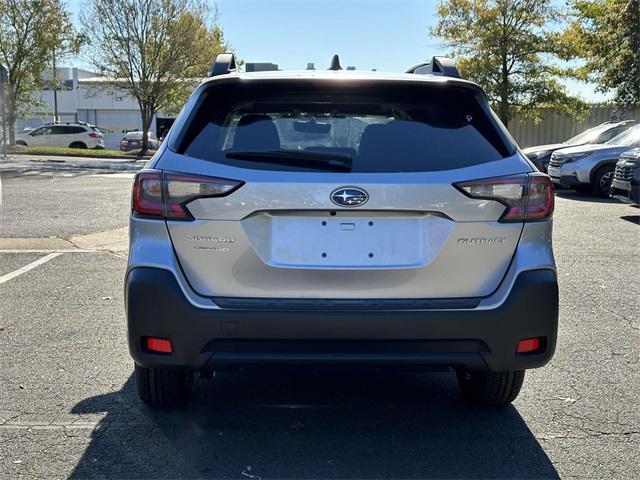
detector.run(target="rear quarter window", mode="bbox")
[65,126,87,134]
[176,80,515,173]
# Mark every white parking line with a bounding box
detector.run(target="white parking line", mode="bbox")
[0,252,63,285]
[0,249,97,253]
[88,173,136,178]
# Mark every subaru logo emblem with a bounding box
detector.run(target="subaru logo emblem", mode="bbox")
[330,187,369,207]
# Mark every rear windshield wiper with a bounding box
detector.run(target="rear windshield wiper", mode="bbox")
[224,149,352,171]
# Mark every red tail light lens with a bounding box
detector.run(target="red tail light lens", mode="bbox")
[88,132,98,138]
[163,173,243,220]
[454,173,554,222]
[132,171,163,217]
[526,175,555,220]
[516,337,543,354]
[145,337,173,354]
[132,170,243,221]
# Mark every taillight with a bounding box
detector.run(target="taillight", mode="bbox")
[454,173,554,222]
[132,171,163,217]
[88,132,97,138]
[163,173,242,219]
[132,170,243,221]
[525,175,555,220]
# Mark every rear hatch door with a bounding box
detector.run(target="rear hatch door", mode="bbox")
[160,78,531,300]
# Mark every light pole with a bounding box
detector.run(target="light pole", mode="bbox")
[52,47,59,124]
[0,64,7,159]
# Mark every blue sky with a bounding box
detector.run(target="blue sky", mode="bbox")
[65,0,607,101]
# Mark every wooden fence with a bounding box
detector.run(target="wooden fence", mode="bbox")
[508,106,639,148]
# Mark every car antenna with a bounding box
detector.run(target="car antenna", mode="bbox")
[328,54,342,71]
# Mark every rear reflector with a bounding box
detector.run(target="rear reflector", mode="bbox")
[145,337,173,354]
[454,173,554,222]
[132,170,243,221]
[516,337,542,354]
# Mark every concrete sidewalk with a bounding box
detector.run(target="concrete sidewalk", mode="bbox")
[0,227,129,255]
[0,153,146,168]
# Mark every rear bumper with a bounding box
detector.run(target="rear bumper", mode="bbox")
[549,172,588,188]
[126,267,558,373]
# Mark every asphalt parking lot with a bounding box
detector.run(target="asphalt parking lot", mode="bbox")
[0,156,638,479]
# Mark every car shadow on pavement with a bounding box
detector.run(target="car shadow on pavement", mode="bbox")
[69,369,558,479]
[554,190,621,204]
[620,215,640,225]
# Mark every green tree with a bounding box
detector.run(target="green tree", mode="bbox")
[430,0,587,127]
[0,0,74,144]
[566,0,640,109]
[83,0,231,152]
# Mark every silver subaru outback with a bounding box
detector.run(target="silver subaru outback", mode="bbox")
[126,54,558,408]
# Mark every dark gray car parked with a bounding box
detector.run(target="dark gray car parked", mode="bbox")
[120,131,161,151]
[611,147,640,204]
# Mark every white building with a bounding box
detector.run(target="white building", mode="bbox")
[17,68,174,148]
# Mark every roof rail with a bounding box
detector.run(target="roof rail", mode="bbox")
[209,53,238,77]
[406,56,460,78]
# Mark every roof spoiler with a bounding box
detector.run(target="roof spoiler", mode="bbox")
[209,53,238,77]
[406,56,460,78]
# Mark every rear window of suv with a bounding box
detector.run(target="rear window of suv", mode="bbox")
[176,80,515,173]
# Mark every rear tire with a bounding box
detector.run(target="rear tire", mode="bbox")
[135,364,193,407]
[593,165,615,197]
[15,141,27,146]
[456,370,525,407]
[69,141,87,149]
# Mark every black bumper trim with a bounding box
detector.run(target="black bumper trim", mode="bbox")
[611,179,640,204]
[203,339,490,354]
[201,339,491,370]
[213,296,481,310]
[550,174,588,187]
[126,267,559,372]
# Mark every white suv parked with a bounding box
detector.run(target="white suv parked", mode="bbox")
[15,123,104,149]
[548,124,640,196]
